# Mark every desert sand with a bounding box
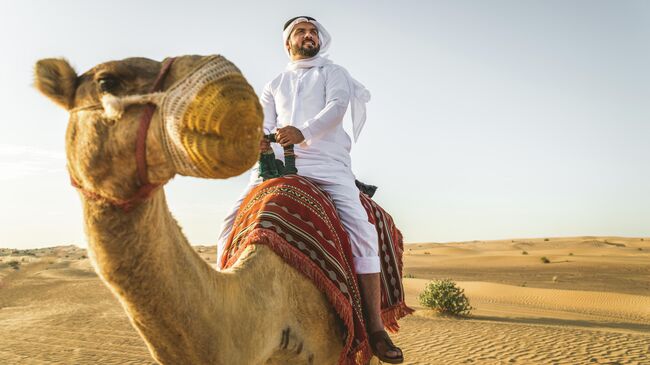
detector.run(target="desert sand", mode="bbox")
[1,236,648,364]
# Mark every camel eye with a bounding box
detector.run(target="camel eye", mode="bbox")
[98,76,120,93]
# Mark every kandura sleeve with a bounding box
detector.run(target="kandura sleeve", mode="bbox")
[299,67,351,142]
[260,82,278,135]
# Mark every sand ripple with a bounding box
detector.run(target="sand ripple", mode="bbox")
[393,314,650,365]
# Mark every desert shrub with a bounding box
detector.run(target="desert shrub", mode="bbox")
[403,273,415,279]
[569,253,574,256]
[544,238,549,242]
[522,251,528,255]
[8,260,20,270]
[419,279,473,316]
[540,256,550,264]
[638,248,643,251]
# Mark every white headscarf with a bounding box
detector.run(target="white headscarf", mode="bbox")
[283,17,370,142]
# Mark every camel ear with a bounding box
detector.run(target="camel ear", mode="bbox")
[34,58,78,110]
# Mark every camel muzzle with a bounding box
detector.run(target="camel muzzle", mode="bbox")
[159,55,263,179]
[93,55,263,179]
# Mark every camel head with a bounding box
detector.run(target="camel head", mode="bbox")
[34,55,263,205]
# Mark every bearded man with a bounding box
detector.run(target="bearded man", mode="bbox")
[216,16,403,363]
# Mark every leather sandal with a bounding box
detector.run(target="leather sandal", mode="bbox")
[368,330,404,364]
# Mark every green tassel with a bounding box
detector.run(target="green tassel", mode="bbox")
[259,133,299,181]
[283,145,298,175]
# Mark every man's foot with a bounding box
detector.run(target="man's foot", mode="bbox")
[368,330,403,364]
[357,273,404,363]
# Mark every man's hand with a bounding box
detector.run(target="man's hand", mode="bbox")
[260,137,271,153]
[276,126,305,147]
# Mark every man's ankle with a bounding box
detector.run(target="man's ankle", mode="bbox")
[366,322,384,334]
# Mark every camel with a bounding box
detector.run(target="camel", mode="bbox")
[34,55,352,365]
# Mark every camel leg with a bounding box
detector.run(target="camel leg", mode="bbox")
[357,273,402,359]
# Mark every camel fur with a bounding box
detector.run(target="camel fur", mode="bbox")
[35,55,349,365]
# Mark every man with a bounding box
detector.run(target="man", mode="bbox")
[216,16,403,363]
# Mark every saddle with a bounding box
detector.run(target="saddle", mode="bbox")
[221,135,413,365]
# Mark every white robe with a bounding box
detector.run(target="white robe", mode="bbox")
[216,62,380,274]
[264,63,353,169]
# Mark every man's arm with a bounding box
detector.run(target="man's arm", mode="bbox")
[260,82,277,152]
[260,82,278,135]
[299,66,351,142]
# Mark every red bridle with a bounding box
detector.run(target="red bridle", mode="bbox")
[70,57,176,212]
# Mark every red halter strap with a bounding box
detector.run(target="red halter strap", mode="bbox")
[70,57,176,212]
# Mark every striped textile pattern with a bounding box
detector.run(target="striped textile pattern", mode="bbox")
[221,175,412,365]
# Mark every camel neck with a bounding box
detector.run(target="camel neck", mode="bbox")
[81,189,225,364]
[82,190,179,269]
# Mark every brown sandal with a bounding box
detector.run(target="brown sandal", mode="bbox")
[368,330,404,364]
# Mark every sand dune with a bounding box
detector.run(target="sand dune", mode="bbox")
[0,252,153,364]
[394,279,650,364]
[1,236,649,364]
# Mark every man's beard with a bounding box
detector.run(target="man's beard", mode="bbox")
[291,41,320,58]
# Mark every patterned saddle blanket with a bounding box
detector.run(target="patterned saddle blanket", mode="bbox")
[220,175,413,365]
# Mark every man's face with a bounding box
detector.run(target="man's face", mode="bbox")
[287,22,320,59]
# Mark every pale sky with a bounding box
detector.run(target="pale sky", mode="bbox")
[1,0,648,249]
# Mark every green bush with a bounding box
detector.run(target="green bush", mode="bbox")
[418,279,473,316]
[540,256,550,264]
[8,260,20,270]
[522,251,528,255]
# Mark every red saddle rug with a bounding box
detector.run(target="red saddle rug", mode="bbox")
[220,175,413,365]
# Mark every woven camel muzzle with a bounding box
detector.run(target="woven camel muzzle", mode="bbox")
[101,55,263,179]
[160,55,263,178]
